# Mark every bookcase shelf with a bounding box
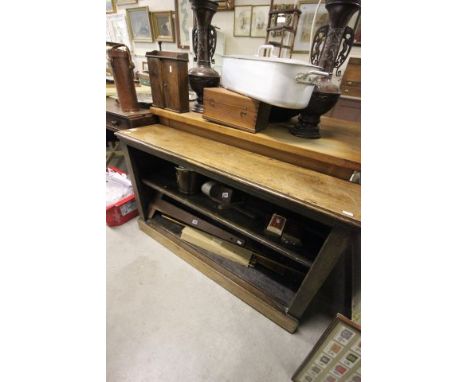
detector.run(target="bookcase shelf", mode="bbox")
[116,124,360,332]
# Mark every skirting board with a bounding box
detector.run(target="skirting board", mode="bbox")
[138,218,299,333]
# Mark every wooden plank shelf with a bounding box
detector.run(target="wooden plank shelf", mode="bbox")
[116,123,360,332]
[151,107,361,181]
[149,214,300,309]
[267,41,293,48]
[120,125,361,227]
[267,26,295,32]
[141,175,319,268]
[269,9,301,14]
[139,217,300,332]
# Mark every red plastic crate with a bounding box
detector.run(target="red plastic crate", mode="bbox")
[106,167,139,227]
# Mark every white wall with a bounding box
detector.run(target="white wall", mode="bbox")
[109,0,360,75]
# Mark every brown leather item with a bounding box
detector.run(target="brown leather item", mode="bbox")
[107,44,140,112]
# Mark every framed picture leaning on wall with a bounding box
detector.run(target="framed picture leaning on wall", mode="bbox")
[106,0,116,14]
[127,6,154,42]
[234,6,252,37]
[151,12,175,43]
[293,1,328,53]
[107,13,132,50]
[175,0,192,49]
[117,0,138,5]
[218,0,235,11]
[250,5,269,38]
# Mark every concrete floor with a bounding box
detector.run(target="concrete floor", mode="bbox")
[107,218,343,382]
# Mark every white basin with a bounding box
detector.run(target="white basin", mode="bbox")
[220,55,328,109]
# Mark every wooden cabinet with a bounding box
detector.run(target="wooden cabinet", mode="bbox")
[106,97,157,134]
[116,124,360,333]
[327,97,361,122]
[326,57,361,122]
[340,57,361,98]
[106,97,158,166]
[146,51,189,113]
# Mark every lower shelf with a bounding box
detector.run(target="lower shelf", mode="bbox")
[138,217,300,333]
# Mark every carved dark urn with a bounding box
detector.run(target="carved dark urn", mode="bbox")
[290,0,360,138]
[188,0,220,113]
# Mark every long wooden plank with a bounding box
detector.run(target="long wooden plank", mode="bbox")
[150,107,360,173]
[138,218,299,333]
[116,125,361,226]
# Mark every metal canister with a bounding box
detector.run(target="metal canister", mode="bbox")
[107,44,139,112]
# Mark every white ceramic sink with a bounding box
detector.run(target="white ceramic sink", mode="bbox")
[220,55,328,109]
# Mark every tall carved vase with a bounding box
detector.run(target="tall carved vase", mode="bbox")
[290,0,360,138]
[188,0,220,113]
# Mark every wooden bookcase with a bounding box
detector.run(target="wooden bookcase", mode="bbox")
[116,125,360,333]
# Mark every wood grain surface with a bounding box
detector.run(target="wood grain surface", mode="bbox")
[117,124,361,226]
[106,97,153,119]
[150,106,360,177]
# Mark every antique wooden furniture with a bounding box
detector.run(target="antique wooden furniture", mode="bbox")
[106,97,157,165]
[106,97,157,133]
[340,57,361,98]
[116,115,360,332]
[107,44,140,112]
[291,0,360,139]
[146,51,189,113]
[265,3,301,58]
[203,88,271,133]
[326,96,360,122]
[151,106,360,181]
[324,58,361,122]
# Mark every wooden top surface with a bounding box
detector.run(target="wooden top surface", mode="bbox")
[117,124,360,227]
[106,97,153,118]
[150,107,360,171]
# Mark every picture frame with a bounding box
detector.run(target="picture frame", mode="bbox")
[234,6,252,37]
[293,0,328,53]
[270,4,295,37]
[142,61,148,72]
[250,5,269,38]
[126,6,154,43]
[353,11,361,46]
[218,0,235,11]
[292,314,361,382]
[151,11,175,42]
[107,13,132,51]
[175,0,192,49]
[106,0,116,14]
[116,0,138,5]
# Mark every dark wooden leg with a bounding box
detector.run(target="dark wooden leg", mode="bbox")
[286,227,351,318]
[120,142,152,220]
[351,231,361,323]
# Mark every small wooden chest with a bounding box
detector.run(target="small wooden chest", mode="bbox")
[203,87,271,133]
[340,57,361,98]
[146,51,189,113]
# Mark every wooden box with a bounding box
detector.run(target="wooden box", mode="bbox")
[146,51,189,113]
[340,57,361,98]
[203,87,271,133]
